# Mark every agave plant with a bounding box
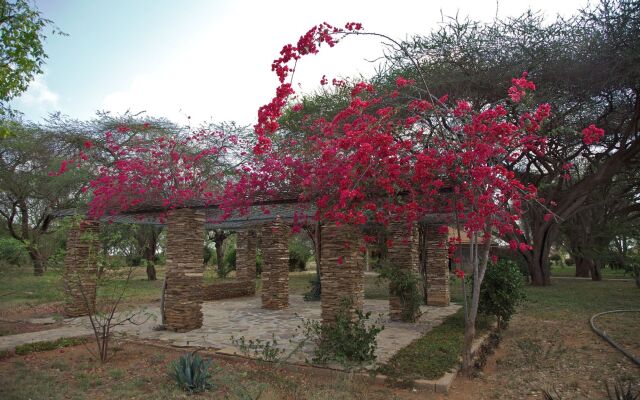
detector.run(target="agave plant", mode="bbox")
[169,351,215,393]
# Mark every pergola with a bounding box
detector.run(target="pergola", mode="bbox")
[58,201,451,332]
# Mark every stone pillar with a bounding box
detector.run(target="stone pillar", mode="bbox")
[260,219,289,310]
[235,229,257,294]
[386,222,420,321]
[164,208,205,332]
[320,224,364,325]
[425,223,450,306]
[63,219,100,318]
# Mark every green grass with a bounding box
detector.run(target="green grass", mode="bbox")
[523,278,639,319]
[0,268,65,305]
[0,265,167,309]
[14,337,88,355]
[550,265,630,279]
[378,278,639,382]
[378,310,491,381]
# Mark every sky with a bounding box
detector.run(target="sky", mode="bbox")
[13,0,588,127]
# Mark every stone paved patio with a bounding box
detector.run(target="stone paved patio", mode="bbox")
[1,295,460,367]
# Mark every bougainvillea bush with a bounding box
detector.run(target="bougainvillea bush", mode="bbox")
[215,22,605,368]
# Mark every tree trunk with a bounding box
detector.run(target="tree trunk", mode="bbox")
[215,238,225,275]
[590,260,602,281]
[526,224,554,286]
[28,247,45,276]
[142,243,156,280]
[146,263,157,281]
[574,257,591,278]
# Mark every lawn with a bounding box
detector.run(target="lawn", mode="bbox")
[549,265,631,279]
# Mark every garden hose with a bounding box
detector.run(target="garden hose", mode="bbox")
[589,310,640,366]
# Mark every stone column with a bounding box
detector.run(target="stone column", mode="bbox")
[164,208,205,332]
[63,219,100,318]
[425,223,450,306]
[235,229,257,294]
[386,222,420,321]
[320,224,364,325]
[260,219,289,310]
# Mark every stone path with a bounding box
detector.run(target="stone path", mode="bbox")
[0,295,460,366]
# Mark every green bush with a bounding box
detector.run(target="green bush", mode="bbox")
[0,237,28,266]
[169,351,216,393]
[224,247,236,269]
[378,264,422,322]
[479,259,526,329]
[301,298,384,367]
[288,236,311,271]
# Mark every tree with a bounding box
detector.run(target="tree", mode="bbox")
[283,1,640,286]
[0,120,86,274]
[0,0,60,118]
[562,170,640,280]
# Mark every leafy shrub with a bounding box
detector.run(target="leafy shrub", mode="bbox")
[301,298,384,367]
[0,237,27,267]
[169,351,215,393]
[303,275,321,301]
[230,334,285,362]
[15,337,88,355]
[378,264,422,322]
[478,259,526,329]
[288,236,311,271]
[224,247,236,269]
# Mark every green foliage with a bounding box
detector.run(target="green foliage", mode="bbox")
[303,274,321,301]
[300,297,384,367]
[255,249,263,276]
[14,337,87,355]
[0,237,27,266]
[168,351,216,394]
[224,247,236,269]
[230,334,285,362]
[0,0,62,115]
[479,260,526,329]
[378,264,422,322]
[288,235,311,271]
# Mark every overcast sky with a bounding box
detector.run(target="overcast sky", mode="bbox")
[13,0,588,126]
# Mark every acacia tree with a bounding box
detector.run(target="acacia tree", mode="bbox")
[0,121,86,274]
[374,0,640,285]
[562,170,640,280]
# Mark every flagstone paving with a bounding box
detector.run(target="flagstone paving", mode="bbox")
[0,295,459,366]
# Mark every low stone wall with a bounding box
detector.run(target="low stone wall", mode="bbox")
[203,280,255,301]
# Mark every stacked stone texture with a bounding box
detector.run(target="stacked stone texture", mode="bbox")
[320,224,364,325]
[203,280,255,300]
[164,209,204,332]
[425,223,450,306]
[386,222,420,321]
[260,219,289,310]
[235,229,257,292]
[63,219,100,317]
